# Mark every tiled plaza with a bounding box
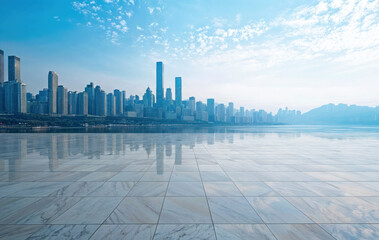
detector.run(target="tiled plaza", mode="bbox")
[0,127,378,239]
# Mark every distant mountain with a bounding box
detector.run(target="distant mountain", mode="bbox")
[301,104,379,125]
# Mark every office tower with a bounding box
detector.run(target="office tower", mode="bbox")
[77,92,88,115]
[107,93,115,116]
[114,89,123,116]
[240,107,245,117]
[85,82,95,115]
[227,102,234,123]
[57,85,68,115]
[4,81,27,113]
[68,91,77,115]
[175,77,182,106]
[143,87,154,108]
[165,88,172,105]
[0,49,4,84]
[48,71,58,114]
[156,61,164,107]
[207,98,215,122]
[95,86,106,116]
[215,104,226,122]
[188,96,195,115]
[0,50,3,112]
[8,56,21,83]
[122,90,126,112]
[4,55,26,114]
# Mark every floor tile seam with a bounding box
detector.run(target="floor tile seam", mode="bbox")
[195,145,218,240]
[152,161,174,239]
[279,195,337,239]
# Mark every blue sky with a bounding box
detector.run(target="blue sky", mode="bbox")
[0,0,378,112]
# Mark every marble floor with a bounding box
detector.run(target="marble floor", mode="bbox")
[0,126,378,239]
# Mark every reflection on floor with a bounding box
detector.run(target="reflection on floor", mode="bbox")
[0,128,378,239]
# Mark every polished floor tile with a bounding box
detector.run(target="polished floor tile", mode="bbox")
[320,224,379,240]
[208,197,262,223]
[214,224,276,240]
[27,224,99,240]
[154,224,216,240]
[247,197,313,223]
[204,182,242,196]
[159,197,212,223]
[268,224,335,240]
[166,181,205,196]
[53,197,123,224]
[106,197,164,224]
[90,224,155,240]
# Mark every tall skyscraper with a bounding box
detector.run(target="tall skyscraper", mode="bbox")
[0,50,4,112]
[114,89,123,116]
[8,56,21,82]
[4,81,26,113]
[85,82,95,115]
[165,88,172,105]
[68,91,77,115]
[95,86,106,116]
[156,61,164,107]
[107,93,115,116]
[77,92,88,115]
[4,55,26,114]
[48,71,58,114]
[0,49,4,84]
[207,98,215,122]
[175,77,182,106]
[57,85,68,115]
[227,102,234,123]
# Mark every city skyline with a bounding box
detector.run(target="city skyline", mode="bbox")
[0,0,378,112]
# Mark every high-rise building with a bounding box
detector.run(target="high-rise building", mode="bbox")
[57,85,68,115]
[0,50,4,112]
[165,88,172,105]
[188,96,195,115]
[156,61,164,107]
[114,89,123,116]
[8,56,21,82]
[4,81,26,113]
[48,71,58,114]
[95,86,106,116]
[175,77,182,106]
[215,104,226,122]
[68,91,77,115]
[227,102,234,123]
[77,92,88,115]
[0,49,4,84]
[4,55,26,114]
[143,87,154,108]
[207,98,215,122]
[85,82,95,115]
[107,93,115,116]
[122,90,126,112]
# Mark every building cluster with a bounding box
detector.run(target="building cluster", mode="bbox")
[0,49,298,123]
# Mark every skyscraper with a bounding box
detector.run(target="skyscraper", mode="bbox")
[114,89,123,116]
[57,85,68,115]
[0,50,4,112]
[107,93,115,116]
[48,71,58,114]
[175,77,182,106]
[8,56,21,82]
[0,49,4,84]
[227,102,234,123]
[95,86,106,116]
[77,92,88,115]
[4,55,26,114]
[68,91,77,115]
[85,82,95,115]
[165,88,172,105]
[156,61,164,107]
[207,98,215,122]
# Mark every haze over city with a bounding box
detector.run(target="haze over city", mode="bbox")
[0,0,378,112]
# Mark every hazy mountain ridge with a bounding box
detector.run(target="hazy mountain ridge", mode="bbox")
[278,104,379,125]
